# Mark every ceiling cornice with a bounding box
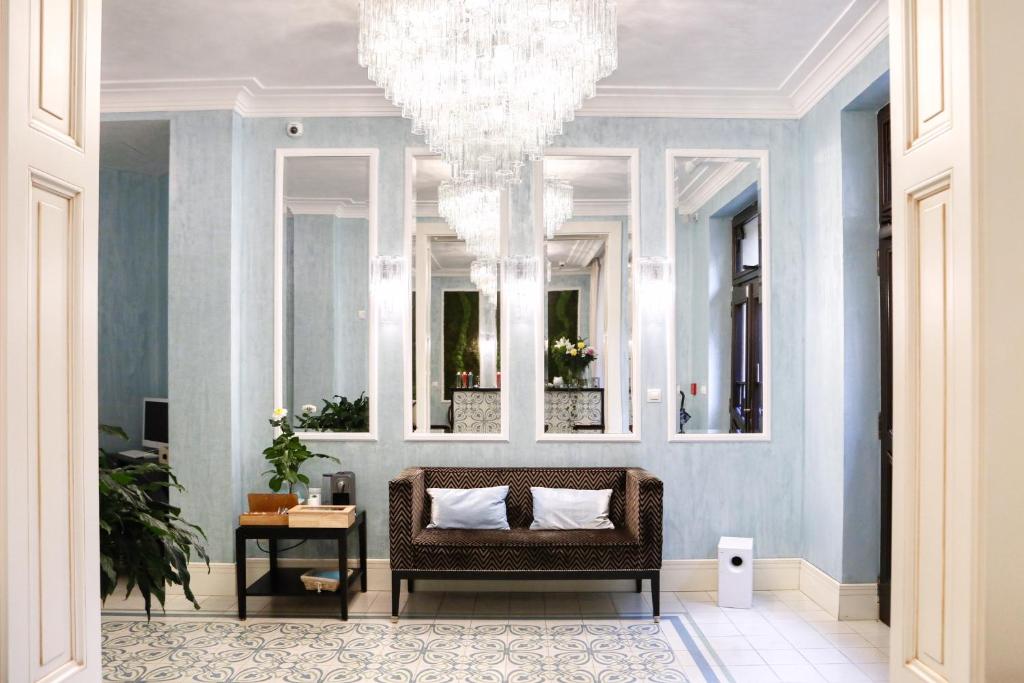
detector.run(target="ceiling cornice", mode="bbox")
[100,2,887,120]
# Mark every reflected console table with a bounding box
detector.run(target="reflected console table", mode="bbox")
[544,387,604,433]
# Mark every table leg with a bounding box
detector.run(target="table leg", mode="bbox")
[338,533,349,621]
[269,538,279,593]
[358,516,368,592]
[235,532,247,620]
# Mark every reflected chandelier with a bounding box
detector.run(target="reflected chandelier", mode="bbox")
[543,177,574,238]
[358,0,618,188]
[438,178,501,260]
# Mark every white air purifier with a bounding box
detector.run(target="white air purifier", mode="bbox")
[717,536,753,608]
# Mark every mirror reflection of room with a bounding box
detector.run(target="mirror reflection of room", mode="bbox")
[673,156,764,435]
[282,155,372,434]
[410,155,504,435]
[541,155,633,435]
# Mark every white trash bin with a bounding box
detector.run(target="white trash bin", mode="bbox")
[717,536,753,608]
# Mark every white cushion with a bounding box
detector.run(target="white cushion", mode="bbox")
[427,486,510,530]
[529,487,615,530]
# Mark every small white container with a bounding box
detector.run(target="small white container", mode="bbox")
[717,536,753,609]
[307,488,322,506]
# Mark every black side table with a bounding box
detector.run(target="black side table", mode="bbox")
[234,509,367,620]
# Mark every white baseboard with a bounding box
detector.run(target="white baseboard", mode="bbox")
[798,560,879,620]
[166,557,877,620]
[168,557,802,597]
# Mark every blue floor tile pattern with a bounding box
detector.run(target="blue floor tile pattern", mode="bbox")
[101,618,708,682]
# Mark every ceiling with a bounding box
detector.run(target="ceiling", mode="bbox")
[284,156,370,216]
[100,0,888,118]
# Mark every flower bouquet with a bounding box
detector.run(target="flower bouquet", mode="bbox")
[550,336,598,387]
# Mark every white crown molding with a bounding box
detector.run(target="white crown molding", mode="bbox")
[784,0,889,117]
[100,4,887,120]
[675,160,750,216]
[285,196,369,218]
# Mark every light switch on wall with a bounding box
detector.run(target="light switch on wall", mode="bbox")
[646,388,662,402]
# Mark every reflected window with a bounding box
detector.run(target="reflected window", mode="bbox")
[673,156,765,435]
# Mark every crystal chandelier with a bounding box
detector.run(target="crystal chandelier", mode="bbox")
[359,0,618,188]
[438,178,501,260]
[543,177,574,239]
[470,258,499,305]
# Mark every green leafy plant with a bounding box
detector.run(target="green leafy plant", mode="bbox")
[98,424,209,619]
[296,393,370,432]
[264,408,339,492]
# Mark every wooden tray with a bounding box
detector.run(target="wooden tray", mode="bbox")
[239,512,290,526]
[240,493,298,526]
[288,504,356,528]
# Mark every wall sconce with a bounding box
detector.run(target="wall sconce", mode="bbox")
[502,255,539,320]
[637,256,673,311]
[371,255,407,323]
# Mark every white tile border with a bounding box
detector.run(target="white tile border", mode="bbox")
[165,557,876,620]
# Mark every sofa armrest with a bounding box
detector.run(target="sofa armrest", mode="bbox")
[625,468,663,568]
[389,468,425,569]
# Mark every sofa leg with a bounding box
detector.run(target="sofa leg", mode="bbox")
[408,579,415,593]
[391,573,401,623]
[651,573,660,622]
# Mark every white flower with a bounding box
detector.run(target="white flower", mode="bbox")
[302,404,317,414]
[553,337,571,350]
[272,407,288,419]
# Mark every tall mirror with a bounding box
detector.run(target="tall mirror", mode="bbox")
[274,150,378,440]
[406,152,507,439]
[535,151,638,439]
[668,151,769,439]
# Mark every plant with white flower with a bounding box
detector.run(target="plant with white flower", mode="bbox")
[301,404,317,415]
[263,408,338,494]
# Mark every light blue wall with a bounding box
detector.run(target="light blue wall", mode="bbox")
[98,168,168,451]
[103,103,835,570]
[229,114,807,565]
[799,40,889,582]
[287,214,370,412]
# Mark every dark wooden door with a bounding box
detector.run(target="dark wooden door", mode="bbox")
[877,104,893,626]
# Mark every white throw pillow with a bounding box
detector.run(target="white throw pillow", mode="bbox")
[529,487,615,530]
[426,486,510,530]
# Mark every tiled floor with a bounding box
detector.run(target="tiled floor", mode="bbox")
[102,589,890,682]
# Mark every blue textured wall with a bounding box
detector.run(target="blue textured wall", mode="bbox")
[229,114,806,566]
[101,90,896,575]
[98,168,168,451]
[799,40,889,582]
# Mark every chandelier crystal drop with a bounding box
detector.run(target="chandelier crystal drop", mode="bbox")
[543,177,574,239]
[438,178,502,260]
[470,258,500,305]
[359,0,618,188]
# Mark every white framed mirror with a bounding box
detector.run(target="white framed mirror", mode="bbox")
[273,148,379,441]
[666,149,771,441]
[404,149,510,440]
[534,149,640,441]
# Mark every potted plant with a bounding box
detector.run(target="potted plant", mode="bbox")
[98,425,209,619]
[263,408,339,495]
[296,393,370,432]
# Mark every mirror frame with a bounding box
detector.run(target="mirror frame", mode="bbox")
[402,147,511,442]
[533,148,642,442]
[272,148,380,442]
[664,148,771,442]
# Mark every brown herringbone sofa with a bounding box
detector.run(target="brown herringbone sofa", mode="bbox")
[389,466,663,619]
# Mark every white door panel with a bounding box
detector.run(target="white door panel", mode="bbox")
[2,0,102,681]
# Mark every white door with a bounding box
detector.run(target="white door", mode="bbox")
[1,0,103,681]
[889,1,1024,681]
